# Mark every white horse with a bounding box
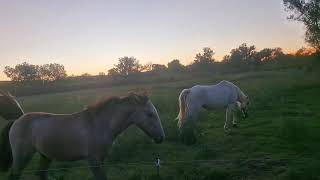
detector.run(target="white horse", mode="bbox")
[176,80,250,132]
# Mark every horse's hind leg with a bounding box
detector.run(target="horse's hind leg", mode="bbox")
[35,154,52,180]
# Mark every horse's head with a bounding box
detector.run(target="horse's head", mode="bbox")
[0,90,24,120]
[128,93,165,144]
[240,95,250,118]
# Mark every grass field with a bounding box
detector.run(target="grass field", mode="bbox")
[0,68,319,180]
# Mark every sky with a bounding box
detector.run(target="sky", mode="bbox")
[0,0,306,80]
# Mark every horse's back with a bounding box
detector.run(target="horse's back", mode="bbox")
[9,112,90,161]
[189,81,238,108]
[10,112,68,134]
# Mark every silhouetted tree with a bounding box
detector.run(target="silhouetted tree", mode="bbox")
[151,64,167,73]
[167,59,184,72]
[224,43,257,65]
[107,68,119,76]
[190,47,215,71]
[140,62,153,72]
[284,0,320,51]
[81,73,91,77]
[98,72,106,76]
[194,47,215,64]
[4,62,40,82]
[255,48,285,62]
[39,63,67,81]
[295,47,317,56]
[222,55,231,63]
[113,56,142,76]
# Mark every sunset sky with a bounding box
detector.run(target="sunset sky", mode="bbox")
[0,0,306,80]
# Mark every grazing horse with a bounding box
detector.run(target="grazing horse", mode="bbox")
[176,80,250,131]
[0,93,165,180]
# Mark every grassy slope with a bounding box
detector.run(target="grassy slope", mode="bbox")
[0,68,319,180]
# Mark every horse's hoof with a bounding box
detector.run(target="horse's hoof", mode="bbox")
[232,124,238,128]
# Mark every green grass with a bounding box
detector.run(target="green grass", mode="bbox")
[0,68,320,179]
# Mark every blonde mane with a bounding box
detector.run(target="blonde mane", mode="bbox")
[84,93,148,116]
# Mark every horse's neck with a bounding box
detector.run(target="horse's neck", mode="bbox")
[236,87,246,102]
[90,106,133,141]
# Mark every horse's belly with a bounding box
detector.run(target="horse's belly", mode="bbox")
[37,137,88,161]
[204,87,234,108]
[34,129,89,161]
[204,97,229,109]
[46,150,87,161]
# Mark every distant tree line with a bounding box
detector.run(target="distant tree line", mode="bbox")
[106,44,317,77]
[3,44,317,82]
[4,62,67,82]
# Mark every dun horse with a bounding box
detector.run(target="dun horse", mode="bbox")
[0,92,165,180]
[176,80,250,131]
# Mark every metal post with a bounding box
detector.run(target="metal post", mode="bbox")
[155,157,161,177]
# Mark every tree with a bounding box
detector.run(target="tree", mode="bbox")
[255,48,285,61]
[167,59,184,72]
[113,56,142,76]
[98,72,106,76]
[224,43,257,65]
[107,68,119,76]
[190,47,215,71]
[194,47,215,64]
[3,66,18,81]
[81,73,91,77]
[283,0,320,50]
[140,62,153,72]
[4,62,40,82]
[151,64,167,73]
[295,47,317,56]
[39,63,67,81]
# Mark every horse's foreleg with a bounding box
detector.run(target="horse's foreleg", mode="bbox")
[35,154,52,180]
[232,107,238,127]
[88,158,107,180]
[224,105,233,132]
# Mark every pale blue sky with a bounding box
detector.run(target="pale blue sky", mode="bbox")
[0,0,305,80]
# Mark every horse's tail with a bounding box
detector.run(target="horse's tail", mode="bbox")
[0,120,14,171]
[176,89,191,128]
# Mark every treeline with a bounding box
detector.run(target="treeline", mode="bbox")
[2,43,318,82]
[4,63,67,82]
[106,44,317,78]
